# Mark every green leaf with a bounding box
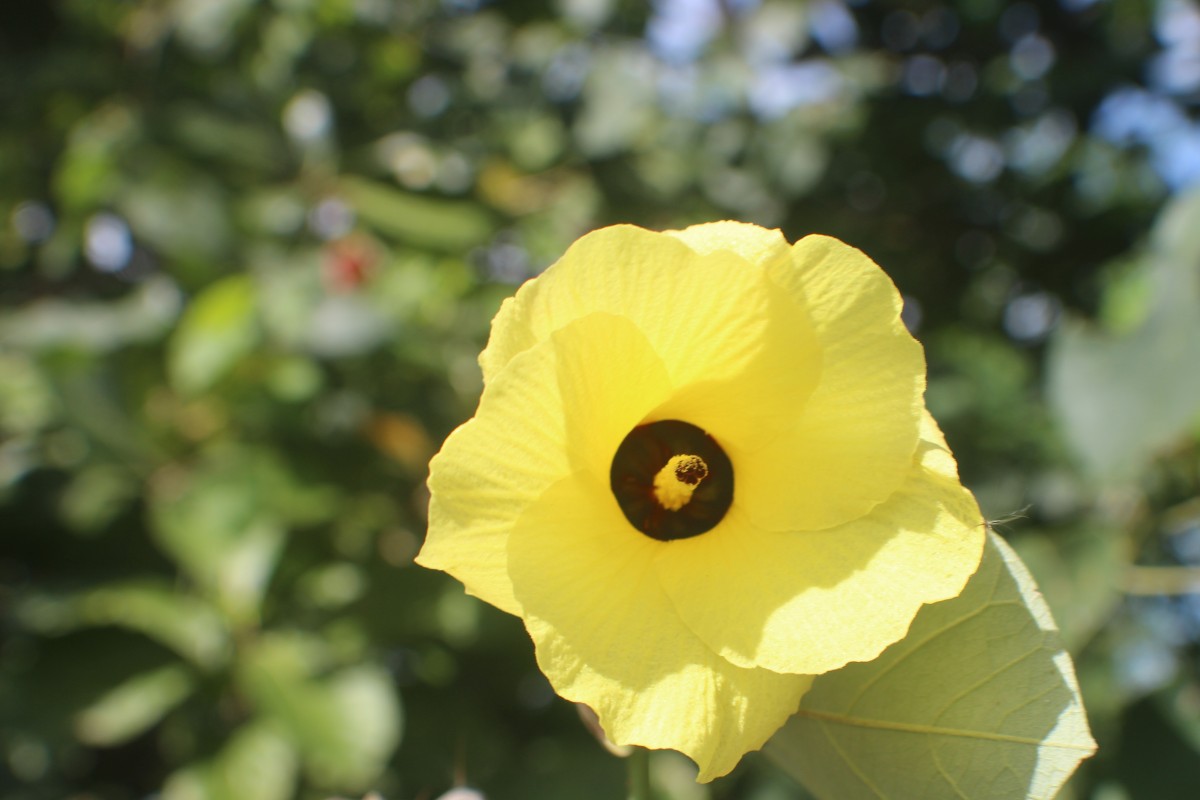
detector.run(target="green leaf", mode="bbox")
[340,176,493,251]
[17,580,231,669]
[51,103,140,213]
[0,276,181,353]
[574,47,657,158]
[238,632,402,791]
[169,0,260,56]
[168,105,286,173]
[766,533,1096,800]
[148,447,336,624]
[74,664,195,747]
[1009,524,1127,653]
[119,168,234,262]
[168,274,259,395]
[0,352,57,432]
[162,721,298,800]
[1047,188,1200,481]
[59,463,139,534]
[151,468,285,625]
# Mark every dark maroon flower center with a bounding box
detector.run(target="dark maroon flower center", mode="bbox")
[609,420,734,541]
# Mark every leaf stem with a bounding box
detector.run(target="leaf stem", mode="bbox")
[627,746,651,800]
[1124,565,1200,595]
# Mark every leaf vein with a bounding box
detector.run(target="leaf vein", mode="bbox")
[932,746,970,800]
[932,647,1042,724]
[846,600,1024,714]
[795,708,1095,752]
[817,719,888,799]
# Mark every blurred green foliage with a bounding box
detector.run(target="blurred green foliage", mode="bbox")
[2,0,1199,798]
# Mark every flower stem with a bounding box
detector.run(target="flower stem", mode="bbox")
[627,747,651,800]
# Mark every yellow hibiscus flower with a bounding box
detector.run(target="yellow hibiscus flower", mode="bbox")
[417,222,986,781]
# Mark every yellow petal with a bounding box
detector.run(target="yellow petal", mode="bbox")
[419,312,671,614]
[484,224,822,453]
[647,277,822,452]
[482,225,799,392]
[510,475,813,782]
[655,412,985,676]
[737,234,926,532]
[666,220,790,265]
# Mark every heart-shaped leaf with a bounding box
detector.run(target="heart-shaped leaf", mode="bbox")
[766,532,1095,799]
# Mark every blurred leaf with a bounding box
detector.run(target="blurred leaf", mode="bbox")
[1157,683,1200,759]
[767,533,1095,800]
[3,625,189,754]
[74,664,195,746]
[162,721,299,800]
[1096,255,1153,335]
[168,0,259,56]
[17,580,231,669]
[0,276,182,352]
[239,632,402,790]
[0,352,57,432]
[311,665,402,786]
[1112,697,1200,800]
[373,252,476,330]
[925,330,1046,456]
[574,45,657,157]
[266,355,324,402]
[59,463,138,534]
[169,105,286,172]
[296,562,366,610]
[502,111,566,171]
[254,246,323,348]
[151,473,281,624]
[51,365,161,465]
[149,447,337,621]
[51,103,140,213]
[340,177,493,251]
[239,189,307,236]
[764,131,828,197]
[1048,188,1200,481]
[168,274,260,395]
[119,168,234,261]
[149,447,340,624]
[305,293,392,358]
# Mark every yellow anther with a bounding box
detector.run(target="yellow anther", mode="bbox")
[652,454,709,511]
